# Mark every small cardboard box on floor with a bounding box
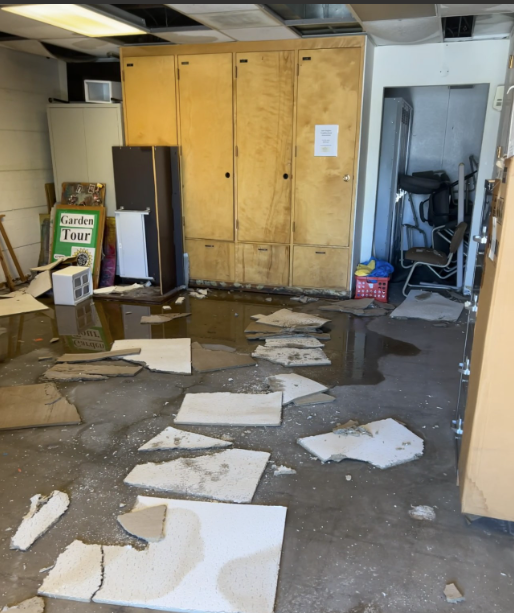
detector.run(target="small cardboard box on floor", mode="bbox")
[459,160,514,521]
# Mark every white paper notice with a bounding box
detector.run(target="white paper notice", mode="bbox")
[314,125,339,157]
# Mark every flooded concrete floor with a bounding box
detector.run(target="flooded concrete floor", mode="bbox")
[0,290,512,613]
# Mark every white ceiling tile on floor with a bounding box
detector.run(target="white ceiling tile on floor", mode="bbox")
[0,39,55,58]
[194,10,281,29]
[0,10,82,39]
[221,26,299,41]
[156,29,234,43]
[364,17,443,45]
[42,38,120,57]
[439,4,514,17]
[166,4,260,14]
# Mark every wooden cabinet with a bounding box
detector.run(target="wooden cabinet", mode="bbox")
[236,51,294,244]
[186,239,234,282]
[292,246,349,289]
[179,54,234,241]
[294,48,361,247]
[122,56,177,146]
[236,243,289,286]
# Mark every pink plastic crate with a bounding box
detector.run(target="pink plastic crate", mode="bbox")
[354,276,390,303]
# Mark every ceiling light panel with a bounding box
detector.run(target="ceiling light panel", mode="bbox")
[439,4,514,17]
[221,26,298,41]
[194,10,281,29]
[166,5,260,15]
[363,17,443,45]
[156,29,234,43]
[2,4,146,37]
[0,9,82,39]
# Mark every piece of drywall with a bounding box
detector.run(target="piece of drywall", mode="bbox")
[0,46,67,284]
[384,83,489,246]
[358,38,509,292]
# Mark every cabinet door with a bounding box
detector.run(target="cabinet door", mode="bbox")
[186,239,234,282]
[236,51,294,244]
[293,246,349,289]
[235,243,289,286]
[123,56,177,146]
[179,54,234,241]
[48,107,88,192]
[295,48,361,247]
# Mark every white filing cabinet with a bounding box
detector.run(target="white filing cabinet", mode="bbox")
[47,103,124,215]
[115,210,151,280]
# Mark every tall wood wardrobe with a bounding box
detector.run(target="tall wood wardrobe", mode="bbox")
[120,37,364,293]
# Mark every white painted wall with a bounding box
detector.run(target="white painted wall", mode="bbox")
[358,39,510,292]
[0,46,66,284]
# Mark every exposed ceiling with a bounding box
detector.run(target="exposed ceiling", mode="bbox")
[0,3,513,61]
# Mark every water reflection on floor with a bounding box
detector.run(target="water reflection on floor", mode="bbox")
[0,290,419,387]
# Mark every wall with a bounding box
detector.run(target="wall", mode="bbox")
[358,38,510,292]
[0,46,67,284]
[383,84,489,246]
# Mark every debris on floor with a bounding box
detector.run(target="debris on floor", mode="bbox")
[202,343,236,353]
[139,426,232,451]
[290,296,318,304]
[293,393,335,406]
[1,596,45,612]
[175,392,283,426]
[244,320,330,341]
[264,337,324,349]
[298,418,424,468]
[162,305,172,311]
[391,290,464,322]
[49,338,59,344]
[111,339,192,374]
[267,373,328,405]
[333,420,373,437]
[26,271,52,298]
[252,345,331,367]
[192,342,256,372]
[0,383,81,431]
[42,361,142,382]
[124,449,270,503]
[38,540,103,602]
[175,296,185,305]
[444,583,465,604]
[409,505,437,522]
[189,291,206,299]
[56,348,142,362]
[273,464,297,476]
[140,313,190,324]
[117,504,167,542]
[93,283,143,296]
[11,491,70,551]
[0,292,48,317]
[251,309,329,329]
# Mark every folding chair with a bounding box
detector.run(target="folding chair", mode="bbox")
[402,222,468,296]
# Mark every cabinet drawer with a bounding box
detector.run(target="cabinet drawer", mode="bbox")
[235,243,289,286]
[292,246,348,289]
[186,239,234,282]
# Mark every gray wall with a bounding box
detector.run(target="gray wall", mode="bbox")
[384,84,489,246]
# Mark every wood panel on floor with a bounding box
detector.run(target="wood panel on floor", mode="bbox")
[236,50,294,244]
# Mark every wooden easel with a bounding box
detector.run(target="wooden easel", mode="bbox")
[0,214,28,292]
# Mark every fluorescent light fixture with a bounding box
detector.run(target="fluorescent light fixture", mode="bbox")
[2,4,146,37]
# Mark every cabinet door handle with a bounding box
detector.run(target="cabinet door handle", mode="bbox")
[343,174,351,182]
[283,173,289,179]
[205,244,214,248]
[315,251,326,255]
[225,172,231,178]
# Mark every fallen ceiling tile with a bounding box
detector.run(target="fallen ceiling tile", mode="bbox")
[293,393,335,406]
[42,362,142,382]
[444,582,465,603]
[253,309,329,329]
[267,373,328,405]
[94,496,287,613]
[1,596,45,612]
[56,348,141,362]
[409,505,436,522]
[298,418,424,468]
[333,420,372,437]
[26,271,52,298]
[202,343,236,352]
[252,345,331,367]
[39,540,103,603]
[93,283,143,295]
[175,392,282,426]
[139,426,232,451]
[264,337,323,348]
[0,292,48,317]
[11,491,70,551]
[31,257,76,273]
[192,342,256,372]
[390,290,464,321]
[124,448,270,503]
[111,339,191,374]
[118,505,167,543]
[140,313,190,324]
[0,383,81,431]
[273,465,296,476]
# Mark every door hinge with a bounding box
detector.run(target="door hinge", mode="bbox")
[177,68,180,80]
[509,55,514,69]
[292,221,296,232]
[235,145,239,157]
